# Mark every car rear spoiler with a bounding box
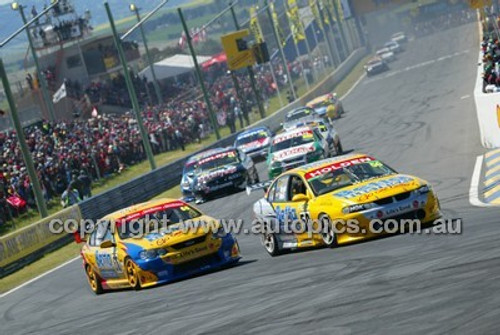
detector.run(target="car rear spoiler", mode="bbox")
[246,181,273,195]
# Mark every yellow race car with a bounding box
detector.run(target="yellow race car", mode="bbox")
[79,198,240,294]
[250,153,441,256]
[306,93,344,122]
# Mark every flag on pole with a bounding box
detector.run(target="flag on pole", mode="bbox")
[270,2,286,47]
[286,0,306,44]
[309,0,323,30]
[52,82,67,104]
[249,7,265,44]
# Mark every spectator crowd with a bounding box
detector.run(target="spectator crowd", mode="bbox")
[2,49,327,228]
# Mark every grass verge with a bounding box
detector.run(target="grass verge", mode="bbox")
[0,55,368,294]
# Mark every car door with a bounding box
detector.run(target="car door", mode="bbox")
[92,222,124,280]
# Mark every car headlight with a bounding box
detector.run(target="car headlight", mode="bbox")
[367,67,373,71]
[181,180,190,188]
[342,203,376,214]
[139,248,167,260]
[212,225,228,239]
[414,185,430,195]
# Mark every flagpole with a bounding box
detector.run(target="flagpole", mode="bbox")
[265,0,297,100]
[284,0,310,91]
[230,4,266,119]
[313,0,335,70]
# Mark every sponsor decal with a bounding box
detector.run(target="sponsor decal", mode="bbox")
[197,165,238,183]
[333,176,415,199]
[197,151,237,165]
[273,129,313,144]
[118,201,187,224]
[239,137,269,150]
[273,144,315,161]
[304,156,375,179]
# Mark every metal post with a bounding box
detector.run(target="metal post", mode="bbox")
[178,7,220,139]
[283,0,310,90]
[302,23,316,82]
[332,0,350,56]
[268,61,284,107]
[316,1,336,68]
[0,59,48,218]
[229,71,250,126]
[265,0,297,100]
[229,5,265,119]
[133,6,164,105]
[19,5,56,121]
[105,2,156,170]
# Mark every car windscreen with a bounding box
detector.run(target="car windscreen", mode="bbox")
[271,131,315,153]
[118,204,202,239]
[307,161,396,196]
[196,151,239,171]
[235,130,268,146]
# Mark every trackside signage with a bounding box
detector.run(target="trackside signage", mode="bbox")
[0,205,82,269]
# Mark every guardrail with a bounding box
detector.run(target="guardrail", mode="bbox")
[0,47,367,277]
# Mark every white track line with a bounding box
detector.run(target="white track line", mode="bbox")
[470,155,495,208]
[341,73,366,100]
[0,256,80,299]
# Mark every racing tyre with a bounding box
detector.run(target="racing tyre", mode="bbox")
[125,258,142,290]
[85,264,103,295]
[320,214,338,248]
[336,141,344,156]
[253,168,260,184]
[263,233,282,257]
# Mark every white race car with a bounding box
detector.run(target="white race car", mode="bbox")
[376,48,396,63]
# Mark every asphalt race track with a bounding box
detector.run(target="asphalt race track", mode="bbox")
[1,23,499,335]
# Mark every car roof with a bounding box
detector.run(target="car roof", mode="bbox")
[274,125,313,140]
[237,126,270,138]
[287,106,315,115]
[101,198,186,222]
[286,153,373,175]
[307,94,335,106]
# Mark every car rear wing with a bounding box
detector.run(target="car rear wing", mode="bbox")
[246,181,273,195]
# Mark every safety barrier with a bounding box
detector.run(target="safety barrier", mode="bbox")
[474,51,500,149]
[0,205,82,278]
[1,46,367,276]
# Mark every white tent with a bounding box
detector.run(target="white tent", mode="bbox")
[139,54,211,82]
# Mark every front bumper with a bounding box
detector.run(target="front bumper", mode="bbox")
[246,147,269,161]
[336,191,441,244]
[196,174,248,197]
[134,235,241,288]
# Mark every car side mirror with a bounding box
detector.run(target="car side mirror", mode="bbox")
[292,194,309,203]
[100,240,115,249]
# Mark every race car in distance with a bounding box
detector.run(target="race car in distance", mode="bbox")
[365,57,389,76]
[234,126,273,161]
[191,147,259,203]
[289,119,343,157]
[80,198,241,294]
[376,47,396,63]
[384,40,403,53]
[392,31,407,44]
[181,149,226,202]
[267,126,331,179]
[282,106,320,130]
[252,153,441,256]
[306,93,344,122]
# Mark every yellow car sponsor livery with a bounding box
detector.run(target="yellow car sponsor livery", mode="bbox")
[79,198,240,294]
[306,93,344,121]
[252,153,441,256]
